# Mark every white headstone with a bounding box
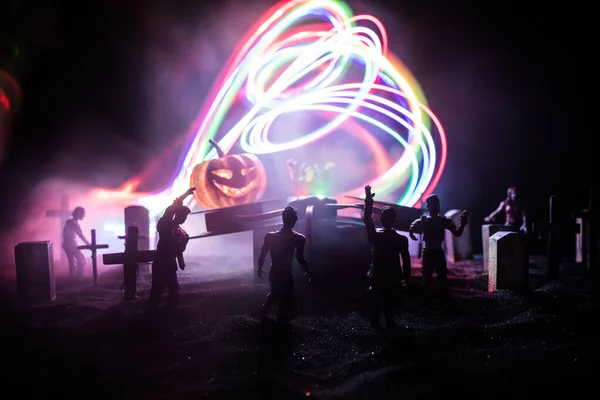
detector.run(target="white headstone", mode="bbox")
[575,217,585,263]
[482,224,514,272]
[488,231,528,292]
[443,209,472,262]
[398,231,422,258]
[14,241,56,304]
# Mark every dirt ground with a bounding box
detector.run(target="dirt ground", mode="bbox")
[0,256,598,399]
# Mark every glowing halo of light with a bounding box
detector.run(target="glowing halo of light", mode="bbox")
[0,69,23,113]
[105,0,447,218]
[0,69,24,163]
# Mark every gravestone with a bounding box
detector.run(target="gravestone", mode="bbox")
[77,229,109,287]
[399,232,421,258]
[482,224,514,272]
[574,201,590,267]
[124,206,150,273]
[45,194,70,265]
[444,209,472,262]
[14,241,56,304]
[488,231,528,292]
[575,215,587,265]
[575,217,583,263]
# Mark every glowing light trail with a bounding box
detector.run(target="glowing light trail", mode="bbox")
[94,0,447,217]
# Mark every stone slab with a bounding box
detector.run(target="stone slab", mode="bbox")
[444,209,472,262]
[488,231,528,292]
[482,224,515,272]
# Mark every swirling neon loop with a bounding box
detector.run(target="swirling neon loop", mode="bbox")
[136,0,446,217]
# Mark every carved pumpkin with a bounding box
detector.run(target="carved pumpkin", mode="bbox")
[190,140,267,209]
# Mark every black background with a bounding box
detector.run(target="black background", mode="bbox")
[0,0,591,251]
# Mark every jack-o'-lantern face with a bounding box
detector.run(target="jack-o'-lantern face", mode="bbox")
[191,153,267,209]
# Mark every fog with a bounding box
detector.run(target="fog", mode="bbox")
[1,0,567,286]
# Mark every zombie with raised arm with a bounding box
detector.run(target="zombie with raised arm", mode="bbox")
[485,186,527,233]
[148,188,195,312]
[363,185,411,329]
[257,206,314,322]
[62,206,90,279]
[409,194,469,297]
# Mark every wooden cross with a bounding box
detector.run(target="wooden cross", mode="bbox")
[103,226,155,301]
[77,229,109,288]
[45,194,70,264]
[117,227,151,274]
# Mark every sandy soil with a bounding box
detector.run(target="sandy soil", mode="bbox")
[0,256,598,399]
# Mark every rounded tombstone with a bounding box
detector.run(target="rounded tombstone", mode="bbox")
[124,205,150,251]
[124,205,150,273]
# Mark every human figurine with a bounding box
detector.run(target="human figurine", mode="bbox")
[148,187,195,312]
[363,185,411,329]
[286,158,334,197]
[484,186,528,233]
[285,159,301,195]
[409,194,469,297]
[62,206,90,279]
[257,206,314,322]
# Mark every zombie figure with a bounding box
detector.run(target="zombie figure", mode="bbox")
[485,186,528,233]
[257,206,314,322]
[363,185,411,329]
[286,159,300,195]
[286,158,334,197]
[148,187,195,311]
[62,206,90,279]
[409,194,469,296]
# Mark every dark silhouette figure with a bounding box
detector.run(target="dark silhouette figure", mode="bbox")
[148,188,195,312]
[62,206,90,279]
[409,194,468,296]
[257,206,314,322]
[363,185,411,329]
[485,186,527,233]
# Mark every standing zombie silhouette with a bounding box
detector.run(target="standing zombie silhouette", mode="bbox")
[62,206,90,279]
[485,186,528,233]
[363,185,411,329]
[409,194,469,297]
[257,206,314,322]
[148,188,195,312]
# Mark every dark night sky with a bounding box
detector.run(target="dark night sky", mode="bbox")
[0,0,590,245]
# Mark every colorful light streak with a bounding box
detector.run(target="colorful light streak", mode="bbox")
[92,0,447,218]
[0,69,22,111]
[1,69,23,162]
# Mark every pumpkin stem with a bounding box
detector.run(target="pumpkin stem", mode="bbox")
[209,139,226,158]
